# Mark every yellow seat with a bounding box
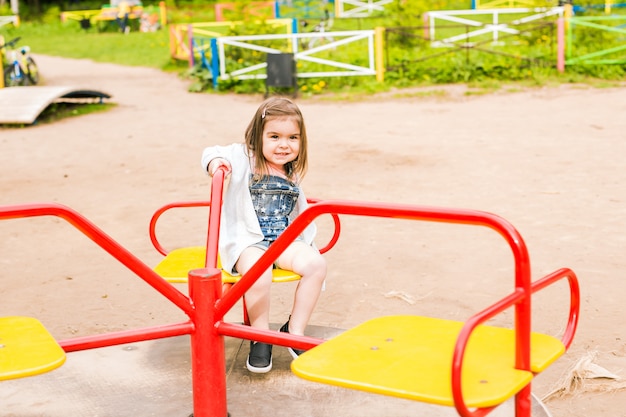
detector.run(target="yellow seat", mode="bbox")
[291,315,565,409]
[153,246,301,284]
[0,316,66,381]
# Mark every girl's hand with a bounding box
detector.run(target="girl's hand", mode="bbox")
[208,158,232,176]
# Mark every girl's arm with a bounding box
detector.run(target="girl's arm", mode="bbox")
[207,158,232,176]
[201,144,237,176]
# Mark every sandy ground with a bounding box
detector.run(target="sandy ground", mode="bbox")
[1,54,625,416]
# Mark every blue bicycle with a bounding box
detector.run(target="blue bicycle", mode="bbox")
[1,37,40,87]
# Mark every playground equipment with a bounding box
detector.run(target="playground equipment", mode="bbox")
[0,316,66,381]
[60,1,166,32]
[0,167,579,417]
[0,86,111,124]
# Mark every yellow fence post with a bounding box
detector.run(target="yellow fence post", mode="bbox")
[564,3,572,32]
[0,35,5,88]
[375,26,385,83]
[159,1,167,27]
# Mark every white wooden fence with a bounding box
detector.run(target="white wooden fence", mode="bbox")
[198,30,378,82]
[0,15,19,28]
[334,0,393,18]
[425,7,564,46]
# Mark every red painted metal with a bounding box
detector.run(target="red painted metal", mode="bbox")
[149,199,212,256]
[148,198,340,257]
[0,170,580,417]
[204,168,225,269]
[0,203,193,317]
[450,267,580,417]
[212,199,579,417]
[306,198,342,254]
[217,321,323,351]
[188,268,228,417]
[60,321,194,352]
[530,268,580,350]
[216,200,530,319]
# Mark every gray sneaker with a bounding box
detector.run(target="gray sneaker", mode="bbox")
[246,341,272,373]
[280,321,306,359]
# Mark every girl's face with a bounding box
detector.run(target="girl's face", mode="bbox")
[261,116,301,174]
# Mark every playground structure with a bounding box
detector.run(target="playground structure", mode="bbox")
[169,0,626,90]
[0,86,111,124]
[0,165,580,417]
[59,0,166,32]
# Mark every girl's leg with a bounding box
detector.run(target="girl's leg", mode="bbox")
[235,246,273,330]
[277,242,327,335]
[237,246,275,373]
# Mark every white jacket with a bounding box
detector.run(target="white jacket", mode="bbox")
[201,143,317,275]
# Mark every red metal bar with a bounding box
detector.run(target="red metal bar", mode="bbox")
[530,268,580,349]
[148,197,339,257]
[318,212,341,254]
[306,198,341,254]
[59,321,194,352]
[204,167,226,269]
[216,200,530,320]
[450,267,580,417]
[188,268,227,417]
[149,200,211,256]
[451,289,527,417]
[217,321,322,351]
[0,203,193,317]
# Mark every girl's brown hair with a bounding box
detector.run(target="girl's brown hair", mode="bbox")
[244,97,308,182]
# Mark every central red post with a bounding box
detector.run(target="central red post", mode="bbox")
[189,267,228,417]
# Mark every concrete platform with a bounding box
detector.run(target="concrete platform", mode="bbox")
[0,86,111,125]
[0,324,552,417]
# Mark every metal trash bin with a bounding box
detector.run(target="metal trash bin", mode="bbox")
[265,53,297,98]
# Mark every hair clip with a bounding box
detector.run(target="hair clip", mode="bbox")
[261,108,266,119]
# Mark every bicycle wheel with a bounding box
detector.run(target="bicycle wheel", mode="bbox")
[25,56,39,85]
[3,64,24,87]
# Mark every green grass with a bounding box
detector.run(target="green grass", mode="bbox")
[1,21,181,71]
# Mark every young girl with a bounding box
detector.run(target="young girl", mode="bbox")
[201,97,327,374]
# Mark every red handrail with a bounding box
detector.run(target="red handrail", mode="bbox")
[451,268,580,417]
[205,167,226,269]
[216,200,531,319]
[0,203,193,317]
[148,196,341,256]
[148,199,212,256]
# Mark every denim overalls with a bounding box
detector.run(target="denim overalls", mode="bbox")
[249,175,300,245]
